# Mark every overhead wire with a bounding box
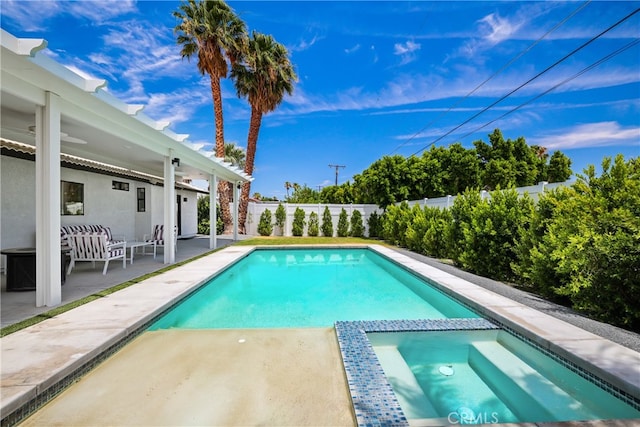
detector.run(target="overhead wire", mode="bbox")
[409,6,640,157]
[457,38,640,142]
[390,0,592,154]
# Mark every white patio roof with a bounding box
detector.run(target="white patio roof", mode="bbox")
[1,28,243,307]
[0,29,251,184]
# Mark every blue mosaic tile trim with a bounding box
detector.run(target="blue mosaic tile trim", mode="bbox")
[335,319,498,426]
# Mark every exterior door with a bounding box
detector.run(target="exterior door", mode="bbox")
[176,194,182,236]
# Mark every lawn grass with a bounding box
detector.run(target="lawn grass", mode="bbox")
[235,236,388,246]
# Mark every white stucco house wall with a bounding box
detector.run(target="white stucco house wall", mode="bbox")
[1,140,205,255]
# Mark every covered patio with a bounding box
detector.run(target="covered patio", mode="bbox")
[1,29,251,310]
[0,235,241,328]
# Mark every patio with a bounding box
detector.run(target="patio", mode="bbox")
[1,236,237,328]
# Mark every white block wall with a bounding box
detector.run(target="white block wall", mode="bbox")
[401,181,571,209]
[244,202,381,237]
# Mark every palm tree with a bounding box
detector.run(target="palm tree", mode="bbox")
[232,31,297,232]
[284,181,292,199]
[173,0,247,232]
[224,142,246,168]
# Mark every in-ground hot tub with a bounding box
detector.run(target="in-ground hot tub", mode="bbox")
[336,319,640,426]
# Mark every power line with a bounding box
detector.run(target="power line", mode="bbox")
[409,6,640,157]
[458,37,640,142]
[390,0,592,154]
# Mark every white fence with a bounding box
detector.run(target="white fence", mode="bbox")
[245,203,381,237]
[400,181,571,209]
[237,181,571,236]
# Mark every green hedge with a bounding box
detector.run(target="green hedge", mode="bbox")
[379,155,640,331]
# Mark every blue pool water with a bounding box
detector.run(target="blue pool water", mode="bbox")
[369,330,640,424]
[149,248,478,329]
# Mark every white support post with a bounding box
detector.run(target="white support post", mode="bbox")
[35,92,62,307]
[163,153,176,264]
[209,174,217,249]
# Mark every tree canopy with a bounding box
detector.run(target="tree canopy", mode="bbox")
[348,129,572,207]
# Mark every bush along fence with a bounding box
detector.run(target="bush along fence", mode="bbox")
[246,202,382,237]
[381,156,640,331]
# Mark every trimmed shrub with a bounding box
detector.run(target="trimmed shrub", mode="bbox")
[292,207,306,236]
[337,208,349,237]
[350,210,364,237]
[308,211,319,236]
[382,202,410,246]
[197,197,223,235]
[257,209,273,236]
[458,188,534,281]
[421,207,452,258]
[367,211,382,238]
[446,190,482,264]
[275,203,286,236]
[321,206,333,237]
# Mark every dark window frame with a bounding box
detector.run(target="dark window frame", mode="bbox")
[112,180,130,191]
[61,181,84,216]
[137,187,146,212]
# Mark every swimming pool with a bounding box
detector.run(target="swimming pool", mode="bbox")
[149,248,478,329]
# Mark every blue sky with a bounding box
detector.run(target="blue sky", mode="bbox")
[2,1,639,199]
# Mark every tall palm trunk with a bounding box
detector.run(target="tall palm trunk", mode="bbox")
[239,106,262,233]
[210,75,233,233]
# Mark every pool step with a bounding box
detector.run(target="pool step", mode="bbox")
[469,341,592,421]
[374,346,440,420]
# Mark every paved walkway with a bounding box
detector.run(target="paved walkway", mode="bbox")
[395,248,640,353]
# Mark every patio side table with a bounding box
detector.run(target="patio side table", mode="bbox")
[1,247,71,291]
[127,241,155,264]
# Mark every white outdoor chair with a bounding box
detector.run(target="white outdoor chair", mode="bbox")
[143,224,178,258]
[67,231,126,275]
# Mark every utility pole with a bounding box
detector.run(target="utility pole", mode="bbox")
[328,164,345,186]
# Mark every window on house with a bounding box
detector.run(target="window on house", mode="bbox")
[61,181,84,215]
[137,187,146,212]
[112,180,129,191]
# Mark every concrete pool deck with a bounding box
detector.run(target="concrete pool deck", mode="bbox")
[1,244,639,426]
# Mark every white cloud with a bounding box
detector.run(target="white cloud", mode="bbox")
[274,58,640,124]
[144,87,211,125]
[0,0,63,31]
[393,40,421,65]
[394,40,420,55]
[289,34,323,52]
[533,122,640,150]
[344,44,361,54]
[478,13,517,44]
[0,0,136,31]
[67,0,137,23]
